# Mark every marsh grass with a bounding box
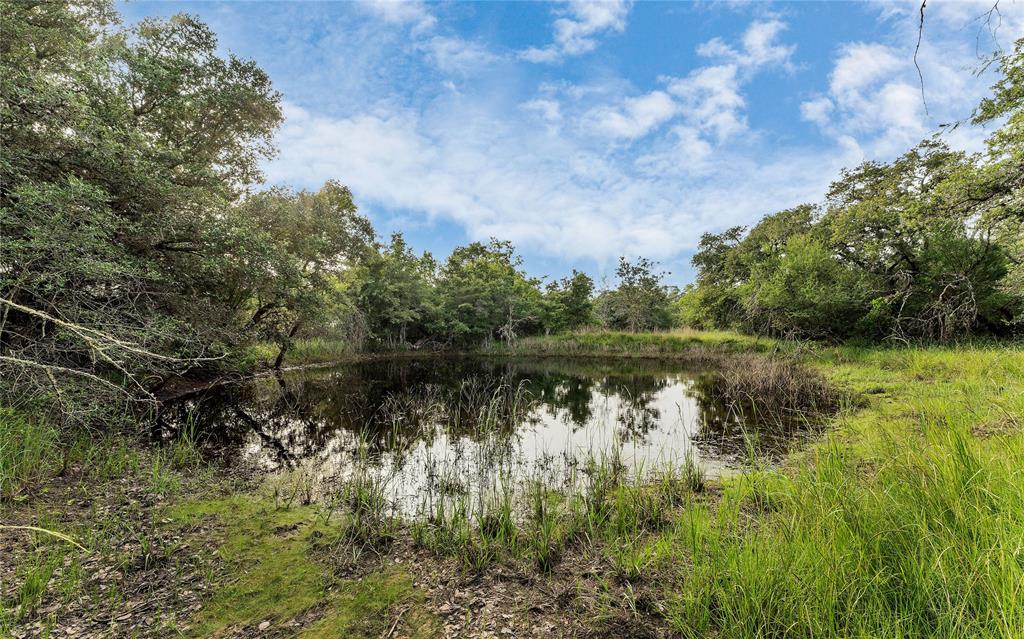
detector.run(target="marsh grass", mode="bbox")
[1,425,210,634]
[337,460,399,552]
[288,337,359,365]
[11,548,61,620]
[707,354,845,422]
[169,407,205,470]
[482,329,770,359]
[403,425,711,576]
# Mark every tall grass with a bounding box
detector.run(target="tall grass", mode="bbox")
[481,329,770,359]
[666,345,1024,639]
[0,408,58,501]
[706,354,844,421]
[279,338,358,367]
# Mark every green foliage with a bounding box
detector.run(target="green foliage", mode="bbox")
[351,233,438,347]
[435,239,544,344]
[689,226,747,329]
[597,257,676,332]
[971,38,1024,326]
[227,182,374,364]
[742,234,869,338]
[543,270,596,333]
[0,1,284,415]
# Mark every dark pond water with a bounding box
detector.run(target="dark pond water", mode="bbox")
[162,356,808,514]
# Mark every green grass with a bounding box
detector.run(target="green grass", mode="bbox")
[482,328,772,358]
[1,429,220,635]
[241,338,360,369]
[286,337,360,366]
[0,408,59,502]
[297,570,436,639]
[166,495,436,638]
[667,425,1024,637]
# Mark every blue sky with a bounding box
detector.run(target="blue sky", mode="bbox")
[119,0,1023,285]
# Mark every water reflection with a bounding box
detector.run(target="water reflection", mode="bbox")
[162,357,807,512]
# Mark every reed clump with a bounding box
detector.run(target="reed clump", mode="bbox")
[707,354,844,423]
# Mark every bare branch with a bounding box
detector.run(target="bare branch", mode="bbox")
[0,355,153,401]
[915,0,930,117]
[0,297,222,364]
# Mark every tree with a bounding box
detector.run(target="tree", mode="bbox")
[352,233,438,347]
[227,182,375,366]
[689,227,747,329]
[689,206,820,332]
[543,270,595,333]
[597,258,674,332]
[742,235,870,339]
[435,240,544,344]
[0,2,283,418]
[968,38,1024,325]
[822,141,1014,339]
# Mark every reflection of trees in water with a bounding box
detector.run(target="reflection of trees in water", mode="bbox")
[597,374,669,442]
[522,373,595,429]
[162,360,537,467]
[158,376,318,468]
[161,357,709,468]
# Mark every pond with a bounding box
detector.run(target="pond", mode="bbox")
[161,356,814,515]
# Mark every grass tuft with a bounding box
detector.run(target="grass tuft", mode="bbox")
[0,408,59,502]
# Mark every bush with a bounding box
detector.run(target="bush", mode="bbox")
[742,235,870,339]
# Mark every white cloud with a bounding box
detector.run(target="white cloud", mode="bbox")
[577,18,794,145]
[522,0,630,63]
[829,42,902,100]
[800,96,833,126]
[742,19,796,67]
[666,64,746,141]
[804,38,973,155]
[584,90,677,139]
[267,93,849,268]
[800,0,1024,161]
[634,125,715,176]
[422,36,499,74]
[873,0,1024,41]
[522,98,563,122]
[356,0,437,32]
[697,19,795,70]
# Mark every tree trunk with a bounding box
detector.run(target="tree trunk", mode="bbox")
[273,321,301,369]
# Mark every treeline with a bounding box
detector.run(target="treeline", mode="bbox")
[680,43,1023,342]
[349,243,677,348]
